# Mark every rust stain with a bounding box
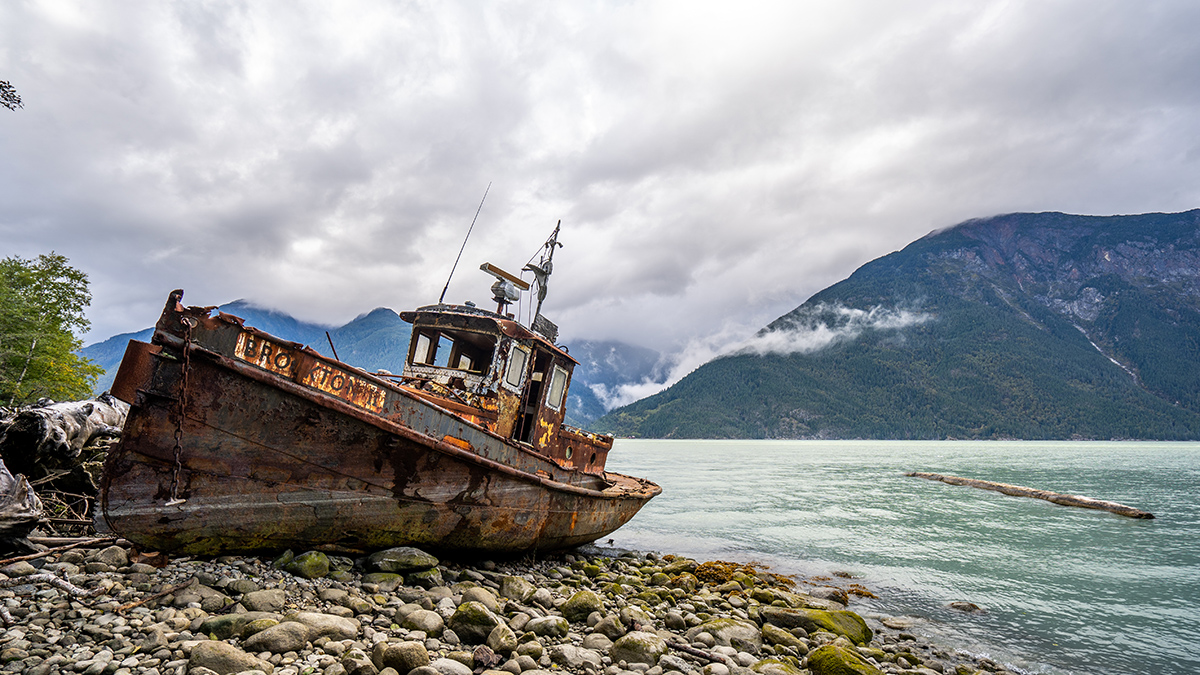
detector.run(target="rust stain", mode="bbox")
[100,286,660,556]
[441,435,473,452]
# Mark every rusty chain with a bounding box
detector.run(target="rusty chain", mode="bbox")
[166,317,195,506]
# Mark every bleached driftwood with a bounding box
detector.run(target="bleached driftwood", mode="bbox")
[906,472,1154,519]
[0,460,41,541]
[0,572,105,625]
[0,393,128,482]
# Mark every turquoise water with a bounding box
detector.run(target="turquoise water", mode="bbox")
[603,440,1200,675]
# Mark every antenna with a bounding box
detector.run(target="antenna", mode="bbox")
[439,182,491,304]
[523,220,563,320]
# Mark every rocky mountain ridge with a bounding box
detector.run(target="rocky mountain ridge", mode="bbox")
[596,210,1200,439]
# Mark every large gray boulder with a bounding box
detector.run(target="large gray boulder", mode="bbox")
[402,608,445,636]
[499,576,536,602]
[372,641,431,673]
[549,645,603,670]
[366,546,439,573]
[447,601,501,644]
[526,616,569,638]
[610,631,667,666]
[561,589,604,622]
[241,589,287,612]
[242,621,309,654]
[686,618,762,650]
[759,607,871,646]
[286,611,360,641]
[189,641,275,675]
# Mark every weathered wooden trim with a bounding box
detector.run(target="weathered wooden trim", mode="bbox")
[906,472,1155,519]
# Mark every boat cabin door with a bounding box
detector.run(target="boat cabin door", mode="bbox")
[514,349,554,444]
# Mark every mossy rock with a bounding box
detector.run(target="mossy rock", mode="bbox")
[662,559,698,576]
[731,571,757,588]
[447,601,501,643]
[750,657,807,675]
[759,607,871,646]
[650,572,671,586]
[668,573,698,592]
[527,615,569,637]
[500,575,536,602]
[362,572,405,592]
[610,630,667,666]
[857,647,888,663]
[806,644,882,675]
[516,641,544,659]
[240,618,280,639]
[618,605,654,628]
[714,581,744,594]
[487,624,518,654]
[761,623,808,653]
[583,564,603,578]
[198,611,281,640]
[686,618,761,649]
[198,614,251,640]
[366,546,439,573]
[635,590,664,605]
[562,589,605,622]
[751,588,777,604]
[285,551,330,579]
[407,567,444,589]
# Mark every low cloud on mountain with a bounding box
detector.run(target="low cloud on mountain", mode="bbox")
[591,303,931,409]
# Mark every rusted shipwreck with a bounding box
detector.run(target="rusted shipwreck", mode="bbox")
[100,231,659,555]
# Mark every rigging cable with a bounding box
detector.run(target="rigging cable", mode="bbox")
[438,182,491,304]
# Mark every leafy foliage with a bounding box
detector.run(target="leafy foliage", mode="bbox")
[0,253,104,405]
[0,80,21,111]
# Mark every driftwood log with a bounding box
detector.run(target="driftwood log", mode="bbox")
[0,460,41,542]
[0,394,127,492]
[906,472,1154,519]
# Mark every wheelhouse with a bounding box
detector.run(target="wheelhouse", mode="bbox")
[398,304,611,473]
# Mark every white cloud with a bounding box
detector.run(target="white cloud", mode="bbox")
[590,303,933,409]
[2,0,1199,360]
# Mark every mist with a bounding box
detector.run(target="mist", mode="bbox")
[591,303,932,410]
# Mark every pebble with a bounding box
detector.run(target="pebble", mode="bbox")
[0,542,1017,675]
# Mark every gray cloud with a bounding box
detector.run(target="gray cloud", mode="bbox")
[3,0,1200,367]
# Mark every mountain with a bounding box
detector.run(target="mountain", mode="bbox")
[80,301,657,427]
[81,300,412,393]
[594,210,1200,440]
[561,340,665,426]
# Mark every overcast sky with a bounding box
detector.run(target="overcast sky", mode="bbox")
[4,1,1200,357]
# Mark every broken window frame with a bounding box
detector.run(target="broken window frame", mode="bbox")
[546,364,569,411]
[504,344,530,391]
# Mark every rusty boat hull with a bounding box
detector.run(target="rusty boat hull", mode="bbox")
[100,296,659,556]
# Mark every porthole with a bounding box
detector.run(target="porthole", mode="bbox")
[566,446,573,459]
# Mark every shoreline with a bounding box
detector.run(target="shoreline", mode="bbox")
[1,539,1017,675]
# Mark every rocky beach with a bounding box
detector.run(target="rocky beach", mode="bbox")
[0,539,1017,675]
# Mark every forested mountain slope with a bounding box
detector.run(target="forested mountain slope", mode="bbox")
[594,210,1200,440]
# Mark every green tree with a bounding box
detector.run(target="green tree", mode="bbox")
[0,253,103,405]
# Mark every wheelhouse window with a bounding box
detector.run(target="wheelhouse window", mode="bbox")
[413,333,434,364]
[546,364,569,410]
[505,345,530,388]
[409,329,496,374]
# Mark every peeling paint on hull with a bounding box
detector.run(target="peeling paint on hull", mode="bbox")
[100,293,660,556]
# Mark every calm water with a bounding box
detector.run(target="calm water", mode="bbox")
[603,440,1200,675]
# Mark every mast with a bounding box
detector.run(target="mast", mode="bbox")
[524,220,563,321]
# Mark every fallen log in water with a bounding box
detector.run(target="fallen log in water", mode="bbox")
[906,472,1155,519]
